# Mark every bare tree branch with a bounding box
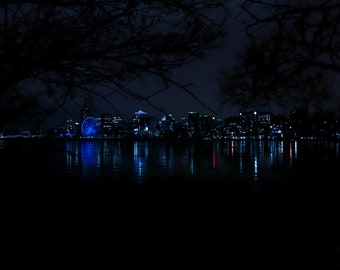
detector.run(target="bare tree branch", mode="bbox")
[219,0,340,114]
[0,0,229,127]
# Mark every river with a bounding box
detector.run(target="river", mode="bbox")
[2,138,340,268]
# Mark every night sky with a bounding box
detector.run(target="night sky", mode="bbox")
[45,7,245,128]
[39,2,340,129]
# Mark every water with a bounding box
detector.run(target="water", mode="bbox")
[2,138,339,183]
[0,139,340,180]
[2,138,340,268]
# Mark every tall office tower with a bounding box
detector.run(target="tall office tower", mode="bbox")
[81,95,95,121]
[101,113,113,135]
[81,106,90,121]
[187,111,200,124]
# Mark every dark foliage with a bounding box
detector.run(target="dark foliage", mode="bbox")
[219,0,340,114]
[0,1,228,127]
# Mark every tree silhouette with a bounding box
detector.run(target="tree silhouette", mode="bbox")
[0,1,228,127]
[219,0,339,114]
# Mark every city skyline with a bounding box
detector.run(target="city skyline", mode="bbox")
[2,1,340,130]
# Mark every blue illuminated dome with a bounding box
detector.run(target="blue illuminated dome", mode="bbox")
[81,116,98,137]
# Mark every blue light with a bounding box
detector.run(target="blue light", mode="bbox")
[81,116,98,137]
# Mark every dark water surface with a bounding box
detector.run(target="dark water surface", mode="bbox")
[2,138,340,268]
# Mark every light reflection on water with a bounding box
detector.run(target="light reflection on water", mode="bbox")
[1,138,339,183]
[59,139,340,183]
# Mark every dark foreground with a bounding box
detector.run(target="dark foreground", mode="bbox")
[5,177,340,269]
